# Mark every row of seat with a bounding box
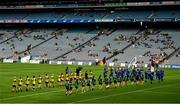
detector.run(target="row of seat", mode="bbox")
[0,28,179,64]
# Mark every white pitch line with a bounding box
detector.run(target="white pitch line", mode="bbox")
[0,89,64,101]
[143,90,180,95]
[74,84,180,103]
[1,83,179,102]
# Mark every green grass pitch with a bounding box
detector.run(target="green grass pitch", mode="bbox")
[0,63,180,103]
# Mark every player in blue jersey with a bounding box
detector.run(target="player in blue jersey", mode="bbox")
[132,68,137,83]
[155,69,158,80]
[156,69,161,82]
[121,68,125,86]
[103,67,108,78]
[148,70,154,84]
[136,69,141,84]
[127,68,130,80]
[160,69,164,82]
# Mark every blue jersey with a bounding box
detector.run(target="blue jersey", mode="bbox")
[121,69,125,79]
[160,69,164,80]
[132,69,136,78]
[116,70,119,78]
[117,70,121,77]
[104,71,107,78]
[148,64,151,69]
[145,71,148,80]
[138,69,141,76]
[155,70,158,79]
[147,70,151,80]
[150,72,154,80]
[152,72,154,77]
[126,69,130,78]
[156,70,160,79]
[104,67,107,73]
[135,69,140,80]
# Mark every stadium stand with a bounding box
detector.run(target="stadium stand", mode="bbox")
[0,0,179,66]
[108,29,179,64]
[0,1,180,103]
[0,27,179,64]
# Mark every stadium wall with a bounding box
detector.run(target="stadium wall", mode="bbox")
[2,59,180,69]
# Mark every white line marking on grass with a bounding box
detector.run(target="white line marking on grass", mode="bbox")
[0,89,64,101]
[1,84,179,102]
[143,90,180,95]
[74,84,180,103]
